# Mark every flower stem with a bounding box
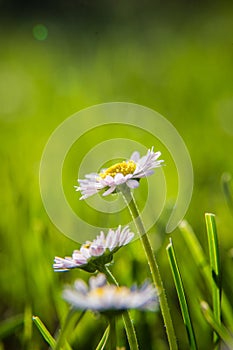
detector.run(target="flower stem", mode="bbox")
[109,317,117,350]
[120,185,177,350]
[101,266,139,350]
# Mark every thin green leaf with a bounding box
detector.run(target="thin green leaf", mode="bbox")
[179,220,233,330]
[166,238,197,350]
[201,301,233,349]
[0,314,23,340]
[32,316,56,348]
[205,213,221,348]
[95,326,110,350]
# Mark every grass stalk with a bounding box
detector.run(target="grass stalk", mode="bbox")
[95,326,110,350]
[179,220,233,330]
[201,301,233,349]
[32,316,56,348]
[166,238,197,350]
[205,213,221,349]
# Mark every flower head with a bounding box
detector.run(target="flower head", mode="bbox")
[75,147,163,200]
[63,273,158,314]
[53,225,134,272]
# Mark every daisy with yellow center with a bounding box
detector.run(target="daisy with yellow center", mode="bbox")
[63,273,157,313]
[53,225,134,272]
[75,147,163,200]
[99,160,136,179]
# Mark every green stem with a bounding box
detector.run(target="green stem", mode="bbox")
[120,185,177,350]
[100,266,139,350]
[109,317,117,350]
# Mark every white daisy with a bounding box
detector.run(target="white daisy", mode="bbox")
[75,147,163,200]
[53,225,134,272]
[63,273,158,313]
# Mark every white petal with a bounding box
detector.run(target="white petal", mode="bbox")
[130,151,140,162]
[74,280,88,293]
[127,179,140,188]
[103,186,116,196]
[101,175,115,186]
[90,244,105,256]
[89,274,106,289]
[114,173,126,184]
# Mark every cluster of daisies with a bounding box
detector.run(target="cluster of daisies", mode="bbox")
[54,148,163,315]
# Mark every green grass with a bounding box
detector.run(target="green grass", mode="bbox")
[1,3,233,349]
[166,238,197,350]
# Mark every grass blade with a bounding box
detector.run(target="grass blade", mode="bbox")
[200,301,233,349]
[166,238,197,350]
[205,213,221,349]
[179,220,233,330]
[32,316,56,348]
[95,326,110,350]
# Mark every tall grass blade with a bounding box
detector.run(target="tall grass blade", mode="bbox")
[201,301,233,349]
[32,316,56,348]
[95,326,110,350]
[205,213,221,349]
[179,220,233,330]
[166,238,197,350]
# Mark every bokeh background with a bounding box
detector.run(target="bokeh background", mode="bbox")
[1,1,233,349]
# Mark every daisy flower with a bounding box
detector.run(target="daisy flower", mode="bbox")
[53,225,134,272]
[75,147,163,200]
[63,273,158,314]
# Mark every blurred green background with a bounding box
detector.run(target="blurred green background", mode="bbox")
[1,1,233,349]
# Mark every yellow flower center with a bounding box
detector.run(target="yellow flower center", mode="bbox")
[99,160,136,179]
[90,287,105,297]
[82,242,91,249]
[90,286,130,298]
